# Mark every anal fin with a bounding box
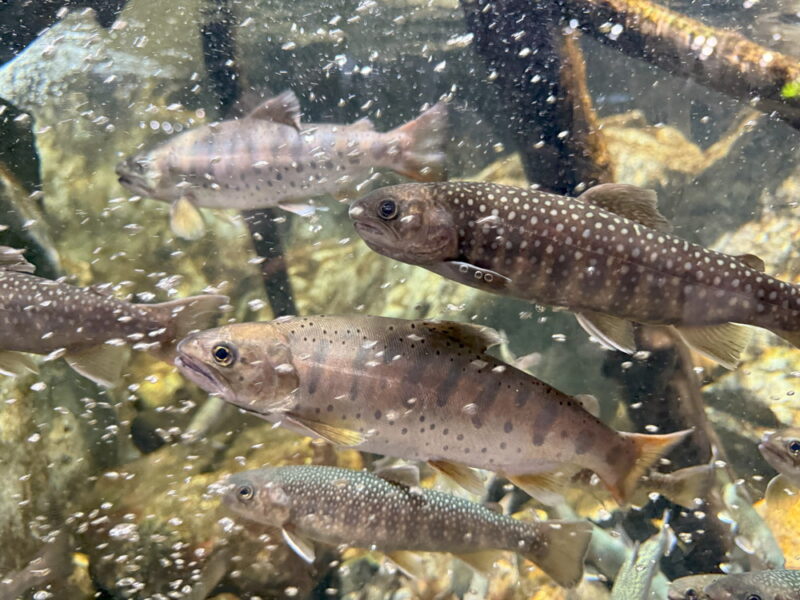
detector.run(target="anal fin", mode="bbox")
[285,414,366,447]
[0,351,38,377]
[454,550,501,574]
[428,460,484,495]
[65,343,130,388]
[170,197,205,240]
[675,322,751,370]
[575,312,636,354]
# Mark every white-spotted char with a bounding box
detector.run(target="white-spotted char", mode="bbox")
[349,181,800,368]
[176,315,689,504]
[669,570,800,599]
[223,464,592,587]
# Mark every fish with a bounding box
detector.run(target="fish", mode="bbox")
[117,91,448,239]
[669,570,800,600]
[721,482,785,570]
[610,513,674,600]
[348,181,800,369]
[760,427,800,488]
[221,464,593,587]
[0,246,228,387]
[175,315,690,504]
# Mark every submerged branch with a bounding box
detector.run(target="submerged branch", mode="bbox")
[559,0,800,129]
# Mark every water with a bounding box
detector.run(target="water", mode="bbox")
[0,0,799,597]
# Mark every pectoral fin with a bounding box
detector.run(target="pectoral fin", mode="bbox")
[577,183,671,232]
[282,526,315,563]
[575,312,636,354]
[0,247,35,273]
[64,344,130,388]
[442,261,511,291]
[506,472,568,506]
[285,414,365,447]
[454,550,501,574]
[675,323,751,369]
[278,202,317,217]
[170,197,205,240]
[0,351,38,377]
[375,464,420,488]
[428,460,485,495]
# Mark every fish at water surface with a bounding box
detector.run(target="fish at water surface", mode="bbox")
[348,181,800,369]
[669,570,800,599]
[0,246,228,387]
[116,90,448,240]
[176,315,689,504]
[222,464,592,588]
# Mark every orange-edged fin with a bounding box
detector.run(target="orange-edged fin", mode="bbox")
[389,102,448,182]
[428,460,484,495]
[454,550,502,574]
[644,463,715,507]
[506,471,569,506]
[522,520,592,588]
[612,429,693,504]
[285,414,365,447]
[385,551,426,579]
[675,323,751,370]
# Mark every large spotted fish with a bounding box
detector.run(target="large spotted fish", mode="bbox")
[222,464,592,587]
[669,570,800,599]
[116,91,448,239]
[176,315,689,504]
[0,246,227,387]
[348,181,800,368]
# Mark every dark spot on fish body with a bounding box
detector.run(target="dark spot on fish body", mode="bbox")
[435,361,461,407]
[531,401,558,446]
[504,421,513,433]
[574,429,595,455]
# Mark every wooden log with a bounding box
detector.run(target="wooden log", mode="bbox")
[559,0,800,130]
[461,0,614,194]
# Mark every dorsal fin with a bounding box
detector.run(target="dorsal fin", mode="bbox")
[246,90,302,131]
[577,183,671,232]
[349,117,376,131]
[421,320,504,352]
[0,246,35,273]
[736,253,765,272]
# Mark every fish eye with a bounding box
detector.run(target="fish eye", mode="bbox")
[235,484,254,502]
[746,595,761,600]
[685,590,697,600]
[212,343,236,367]
[789,440,800,455]
[378,198,398,220]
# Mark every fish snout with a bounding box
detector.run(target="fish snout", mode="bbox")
[348,202,366,220]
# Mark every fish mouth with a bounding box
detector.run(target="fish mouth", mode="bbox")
[758,442,788,468]
[174,354,229,399]
[353,220,398,242]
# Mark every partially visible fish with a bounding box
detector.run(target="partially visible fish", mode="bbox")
[349,181,800,368]
[611,513,674,600]
[721,482,785,570]
[175,315,690,504]
[0,530,72,599]
[117,91,448,239]
[670,570,800,600]
[760,427,800,488]
[0,246,228,387]
[221,464,592,587]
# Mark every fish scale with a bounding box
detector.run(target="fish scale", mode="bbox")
[176,315,689,504]
[350,181,800,368]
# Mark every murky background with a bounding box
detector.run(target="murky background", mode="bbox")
[1,0,800,597]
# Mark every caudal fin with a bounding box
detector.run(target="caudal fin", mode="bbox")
[390,102,448,182]
[611,429,692,505]
[142,294,229,361]
[523,520,592,588]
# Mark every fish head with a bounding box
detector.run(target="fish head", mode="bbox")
[349,183,458,265]
[668,574,720,599]
[116,152,163,198]
[222,469,292,527]
[175,323,299,415]
[758,427,800,479]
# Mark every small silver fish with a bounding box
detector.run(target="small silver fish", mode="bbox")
[670,570,800,600]
[0,246,228,386]
[117,91,448,239]
[611,513,674,600]
[349,181,800,369]
[222,464,592,587]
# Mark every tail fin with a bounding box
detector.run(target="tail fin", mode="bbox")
[523,520,592,588]
[390,102,448,182]
[611,429,692,505]
[142,294,229,360]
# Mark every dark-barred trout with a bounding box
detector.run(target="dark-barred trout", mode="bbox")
[349,182,800,368]
[176,315,689,504]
